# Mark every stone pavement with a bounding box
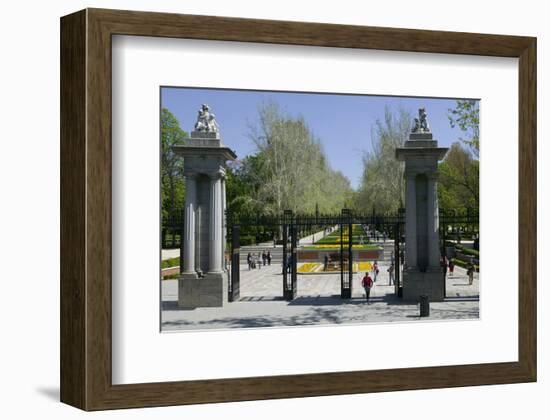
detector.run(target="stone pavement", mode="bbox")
[161,262,479,331]
[161,248,180,260]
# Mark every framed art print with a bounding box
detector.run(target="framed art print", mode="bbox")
[60,8,536,410]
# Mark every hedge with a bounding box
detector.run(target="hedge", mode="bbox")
[455,245,479,257]
[161,257,180,269]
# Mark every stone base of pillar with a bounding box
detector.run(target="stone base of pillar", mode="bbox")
[402,266,445,302]
[177,271,227,309]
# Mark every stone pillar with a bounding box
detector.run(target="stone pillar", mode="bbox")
[208,173,223,273]
[221,176,227,269]
[427,173,440,267]
[182,174,197,275]
[173,104,236,308]
[404,174,417,268]
[396,110,448,302]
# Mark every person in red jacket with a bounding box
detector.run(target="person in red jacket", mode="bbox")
[361,272,374,304]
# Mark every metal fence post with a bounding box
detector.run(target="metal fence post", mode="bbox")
[229,224,240,302]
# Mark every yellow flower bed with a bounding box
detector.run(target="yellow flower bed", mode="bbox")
[356,262,373,272]
[297,263,320,273]
[297,262,373,274]
[304,244,373,249]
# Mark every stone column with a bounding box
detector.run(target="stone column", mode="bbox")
[395,113,449,302]
[221,176,227,270]
[182,174,197,274]
[208,172,223,273]
[427,173,440,267]
[404,173,417,268]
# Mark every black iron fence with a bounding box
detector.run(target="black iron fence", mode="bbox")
[161,213,183,249]
[162,208,477,250]
[162,206,478,301]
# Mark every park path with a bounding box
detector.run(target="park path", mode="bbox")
[162,225,337,262]
[161,261,479,331]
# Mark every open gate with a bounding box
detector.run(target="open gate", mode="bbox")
[340,209,353,299]
[439,208,479,298]
[228,224,240,302]
[225,209,407,302]
[173,205,477,303]
[281,211,298,300]
[394,221,402,297]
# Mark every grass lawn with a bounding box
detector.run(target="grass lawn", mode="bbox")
[314,224,371,245]
[302,244,380,250]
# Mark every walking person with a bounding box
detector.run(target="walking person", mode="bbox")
[372,261,379,282]
[361,272,374,304]
[257,252,261,270]
[441,256,448,278]
[267,251,272,266]
[467,262,475,285]
[247,252,252,270]
[287,254,293,274]
[262,250,267,266]
[448,258,455,277]
[323,254,329,271]
[387,264,395,286]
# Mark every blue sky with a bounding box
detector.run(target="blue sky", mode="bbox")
[161,87,475,189]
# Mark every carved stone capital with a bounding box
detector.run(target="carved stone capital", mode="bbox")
[184,172,198,180]
[207,169,225,180]
[404,169,438,181]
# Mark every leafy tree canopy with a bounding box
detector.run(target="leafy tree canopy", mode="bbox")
[161,108,188,219]
[355,107,411,214]
[448,99,479,157]
[438,142,479,212]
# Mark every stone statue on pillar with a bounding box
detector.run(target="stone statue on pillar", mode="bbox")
[172,105,237,308]
[411,107,430,133]
[194,104,220,133]
[396,108,448,302]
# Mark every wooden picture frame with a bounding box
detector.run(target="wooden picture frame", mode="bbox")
[60,8,536,411]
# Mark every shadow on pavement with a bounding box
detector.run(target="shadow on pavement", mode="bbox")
[443,296,480,301]
[162,306,350,329]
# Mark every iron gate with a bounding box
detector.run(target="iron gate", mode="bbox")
[167,206,477,302]
[226,209,406,301]
[229,224,240,302]
[340,209,353,299]
[440,208,480,298]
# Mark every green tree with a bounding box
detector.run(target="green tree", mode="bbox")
[448,99,479,157]
[225,155,266,216]
[355,107,411,214]
[245,102,353,215]
[438,142,479,211]
[161,108,188,219]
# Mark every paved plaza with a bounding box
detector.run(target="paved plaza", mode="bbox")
[161,261,479,331]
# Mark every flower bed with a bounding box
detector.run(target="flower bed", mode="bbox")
[302,244,379,250]
[314,224,369,245]
[297,261,373,274]
[297,247,382,262]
